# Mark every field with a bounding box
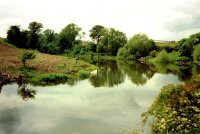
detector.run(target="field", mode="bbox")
[155,42,178,49]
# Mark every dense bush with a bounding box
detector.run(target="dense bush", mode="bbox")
[117,34,155,59]
[150,50,180,63]
[142,83,200,133]
[193,44,200,62]
[179,32,200,58]
[86,42,97,52]
[77,70,90,79]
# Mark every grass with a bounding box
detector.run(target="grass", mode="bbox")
[155,42,178,49]
[0,41,96,85]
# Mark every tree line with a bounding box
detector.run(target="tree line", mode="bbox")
[6,22,128,56]
[6,21,200,62]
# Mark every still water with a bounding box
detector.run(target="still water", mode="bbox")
[0,60,188,134]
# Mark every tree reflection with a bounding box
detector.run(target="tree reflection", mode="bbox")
[17,83,36,101]
[117,60,155,86]
[151,63,193,82]
[90,60,125,87]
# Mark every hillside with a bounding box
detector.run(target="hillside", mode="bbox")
[0,41,95,79]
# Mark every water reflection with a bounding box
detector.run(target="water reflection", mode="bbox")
[117,61,155,86]
[89,60,197,87]
[0,108,20,134]
[90,60,155,87]
[90,60,125,87]
[151,63,193,82]
[17,83,36,101]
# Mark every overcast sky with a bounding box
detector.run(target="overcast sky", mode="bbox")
[0,0,200,40]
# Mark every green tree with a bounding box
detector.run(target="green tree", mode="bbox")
[117,34,155,59]
[26,21,43,49]
[102,28,127,56]
[6,25,22,47]
[19,51,36,67]
[39,29,59,54]
[59,23,81,53]
[89,25,106,44]
[6,25,29,48]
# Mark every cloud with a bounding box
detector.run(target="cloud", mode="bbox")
[0,0,199,40]
[163,0,200,39]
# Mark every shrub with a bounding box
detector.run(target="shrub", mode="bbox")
[142,83,200,133]
[151,50,180,63]
[19,51,36,67]
[77,70,90,79]
[150,50,158,57]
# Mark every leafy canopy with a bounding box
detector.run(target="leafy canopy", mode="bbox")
[89,25,106,44]
[117,34,155,59]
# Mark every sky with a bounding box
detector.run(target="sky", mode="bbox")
[0,0,200,41]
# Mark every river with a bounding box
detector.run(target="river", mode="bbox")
[0,60,194,134]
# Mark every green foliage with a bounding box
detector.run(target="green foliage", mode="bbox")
[39,29,60,54]
[102,28,127,56]
[150,50,158,57]
[150,50,180,63]
[73,43,83,55]
[179,32,200,58]
[77,70,90,79]
[117,34,155,59]
[59,23,81,53]
[6,25,28,48]
[26,21,43,49]
[193,44,200,62]
[19,51,36,67]
[142,83,200,133]
[89,25,106,44]
[31,73,68,84]
[86,42,97,52]
[96,44,106,53]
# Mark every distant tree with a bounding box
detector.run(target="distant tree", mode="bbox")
[6,25,22,47]
[59,23,81,53]
[26,21,43,49]
[117,34,155,59]
[102,28,127,56]
[19,51,36,67]
[89,25,106,44]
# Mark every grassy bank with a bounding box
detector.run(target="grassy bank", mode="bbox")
[0,41,96,85]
